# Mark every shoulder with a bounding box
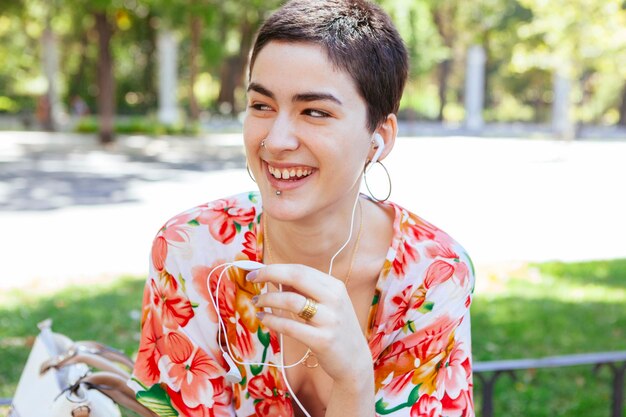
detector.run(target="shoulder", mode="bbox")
[383,199,474,292]
[150,191,263,270]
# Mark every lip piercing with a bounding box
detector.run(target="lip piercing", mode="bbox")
[276,190,282,196]
[261,140,266,148]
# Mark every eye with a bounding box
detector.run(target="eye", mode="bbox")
[303,108,331,118]
[249,102,273,112]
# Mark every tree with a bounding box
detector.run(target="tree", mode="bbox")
[514,0,626,125]
[214,0,281,115]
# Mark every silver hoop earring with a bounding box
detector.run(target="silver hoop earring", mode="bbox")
[363,161,391,202]
[246,163,256,183]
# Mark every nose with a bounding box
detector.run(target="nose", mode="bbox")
[263,113,299,153]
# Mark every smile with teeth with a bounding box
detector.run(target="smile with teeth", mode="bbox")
[268,165,313,180]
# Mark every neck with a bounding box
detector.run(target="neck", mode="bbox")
[263,192,362,275]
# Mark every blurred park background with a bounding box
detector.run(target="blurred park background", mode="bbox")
[1,0,626,416]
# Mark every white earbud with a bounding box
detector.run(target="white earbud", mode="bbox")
[231,260,265,271]
[222,352,243,383]
[366,133,385,173]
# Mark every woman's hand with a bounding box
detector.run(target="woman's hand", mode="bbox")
[246,264,373,385]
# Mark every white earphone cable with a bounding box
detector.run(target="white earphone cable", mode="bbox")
[207,188,362,417]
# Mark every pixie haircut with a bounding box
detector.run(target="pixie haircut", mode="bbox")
[249,0,409,132]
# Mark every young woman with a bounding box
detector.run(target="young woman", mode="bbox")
[129,1,475,416]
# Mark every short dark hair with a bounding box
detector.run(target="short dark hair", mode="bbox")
[249,0,409,132]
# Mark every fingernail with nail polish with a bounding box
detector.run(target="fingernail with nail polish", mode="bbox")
[251,296,259,305]
[246,270,258,281]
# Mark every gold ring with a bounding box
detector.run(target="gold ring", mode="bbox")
[298,298,317,321]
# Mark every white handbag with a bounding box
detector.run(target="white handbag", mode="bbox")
[9,320,155,417]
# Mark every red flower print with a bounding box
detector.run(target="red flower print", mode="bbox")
[164,331,194,364]
[435,343,470,400]
[388,286,425,331]
[166,379,233,417]
[248,367,293,417]
[192,263,228,323]
[151,236,168,272]
[406,214,438,242]
[423,260,455,290]
[204,255,262,360]
[197,199,256,245]
[440,348,473,417]
[228,315,256,360]
[160,330,226,410]
[369,330,386,361]
[406,315,459,364]
[375,315,459,394]
[152,210,200,271]
[393,239,420,277]
[441,385,473,417]
[151,274,194,329]
[410,395,442,417]
[161,210,199,242]
[374,340,417,394]
[242,230,257,261]
[455,260,470,288]
[425,242,458,260]
[133,307,164,386]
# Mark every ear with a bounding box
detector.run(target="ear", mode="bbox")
[368,114,397,163]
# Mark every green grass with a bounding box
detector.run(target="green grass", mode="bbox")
[472,259,626,416]
[1,260,625,416]
[74,116,200,136]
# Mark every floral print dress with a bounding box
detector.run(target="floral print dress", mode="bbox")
[129,192,475,417]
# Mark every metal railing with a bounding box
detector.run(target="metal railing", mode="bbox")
[474,351,626,417]
[2,351,625,415]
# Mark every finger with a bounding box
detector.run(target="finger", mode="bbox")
[248,264,344,302]
[255,291,326,324]
[256,311,325,349]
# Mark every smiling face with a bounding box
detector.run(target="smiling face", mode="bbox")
[243,41,374,222]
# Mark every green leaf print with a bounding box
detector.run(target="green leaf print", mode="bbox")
[235,222,242,233]
[418,301,434,314]
[188,219,200,226]
[135,384,179,416]
[250,363,264,376]
[178,274,186,292]
[371,293,380,306]
[407,384,421,405]
[404,320,416,333]
[249,192,259,203]
[257,327,271,348]
[375,384,421,414]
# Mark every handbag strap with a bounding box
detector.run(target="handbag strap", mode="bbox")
[41,351,130,379]
[79,372,159,417]
[73,341,135,370]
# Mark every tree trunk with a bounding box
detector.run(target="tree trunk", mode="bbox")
[94,11,115,145]
[41,22,59,131]
[482,31,492,111]
[619,83,626,126]
[189,14,201,120]
[217,17,254,115]
[68,30,89,102]
[437,59,451,122]
[432,6,455,122]
[143,12,157,110]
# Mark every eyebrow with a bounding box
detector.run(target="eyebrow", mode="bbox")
[247,82,343,106]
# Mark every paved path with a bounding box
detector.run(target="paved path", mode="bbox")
[1,131,625,291]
